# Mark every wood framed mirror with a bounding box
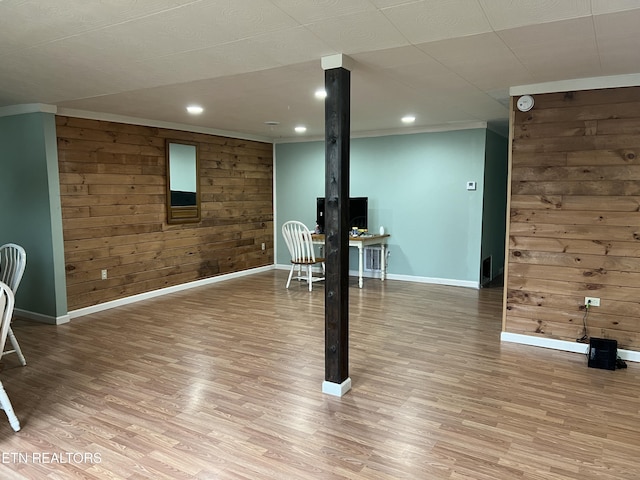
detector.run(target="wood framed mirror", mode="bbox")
[166,139,200,224]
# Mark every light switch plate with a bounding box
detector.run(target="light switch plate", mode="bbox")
[466,181,477,191]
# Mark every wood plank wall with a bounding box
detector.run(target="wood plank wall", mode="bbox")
[504,86,640,351]
[56,116,273,310]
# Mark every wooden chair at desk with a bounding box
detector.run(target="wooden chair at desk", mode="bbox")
[282,221,325,291]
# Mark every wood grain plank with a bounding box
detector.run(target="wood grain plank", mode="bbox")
[509,236,640,257]
[507,276,640,303]
[511,165,640,182]
[509,222,640,242]
[565,149,640,166]
[510,209,640,226]
[508,262,640,288]
[508,249,640,271]
[511,180,640,195]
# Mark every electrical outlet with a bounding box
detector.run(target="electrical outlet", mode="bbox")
[101,269,108,280]
[261,243,266,250]
[585,296,600,307]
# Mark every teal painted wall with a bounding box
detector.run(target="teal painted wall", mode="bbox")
[275,129,488,284]
[0,112,67,318]
[480,129,509,284]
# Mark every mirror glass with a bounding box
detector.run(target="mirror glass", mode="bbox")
[166,140,200,223]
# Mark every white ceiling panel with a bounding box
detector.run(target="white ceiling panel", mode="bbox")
[68,11,245,63]
[102,0,300,55]
[237,27,336,67]
[448,91,509,119]
[0,0,200,55]
[0,72,46,105]
[305,10,408,53]
[3,1,640,141]
[0,44,144,103]
[349,70,474,129]
[58,63,327,138]
[594,9,640,73]
[497,17,601,83]
[479,0,591,30]
[134,40,281,86]
[383,57,475,93]
[369,0,423,8]
[352,46,434,70]
[381,0,492,44]
[417,33,534,90]
[169,0,300,39]
[591,0,640,15]
[268,0,376,23]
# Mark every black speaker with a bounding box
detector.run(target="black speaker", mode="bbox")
[588,338,617,370]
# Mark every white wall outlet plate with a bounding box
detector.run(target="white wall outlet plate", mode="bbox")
[585,296,600,307]
[466,181,477,191]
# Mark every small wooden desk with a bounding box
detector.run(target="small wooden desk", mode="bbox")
[312,233,390,288]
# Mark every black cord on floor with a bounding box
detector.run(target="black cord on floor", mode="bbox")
[577,303,589,343]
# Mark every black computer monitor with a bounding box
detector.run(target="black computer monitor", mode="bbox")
[316,197,368,233]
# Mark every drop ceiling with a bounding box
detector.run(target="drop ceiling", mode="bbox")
[2,0,640,141]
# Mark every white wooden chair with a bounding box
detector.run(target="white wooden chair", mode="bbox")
[0,281,21,431]
[282,221,325,291]
[0,244,27,366]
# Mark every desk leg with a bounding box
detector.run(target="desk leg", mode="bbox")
[358,244,364,288]
[381,244,387,282]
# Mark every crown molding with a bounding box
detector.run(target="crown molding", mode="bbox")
[274,121,488,144]
[55,108,272,143]
[510,73,640,96]
[0,103,57,118]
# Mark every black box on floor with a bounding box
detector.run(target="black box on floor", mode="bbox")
[588,337,617,370]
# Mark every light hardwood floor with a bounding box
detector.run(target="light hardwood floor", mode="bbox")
[1,271,638,479]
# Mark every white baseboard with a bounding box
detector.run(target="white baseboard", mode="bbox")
[501,332,640,363]
[69,265,274,319]
[15,308,70,325]
[386,273,478,289]
[275,264,479,289]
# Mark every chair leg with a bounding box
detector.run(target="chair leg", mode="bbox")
[7,327,26,366]
[308,264,313,291]
[286,264,295,289]
[0,381,20,432]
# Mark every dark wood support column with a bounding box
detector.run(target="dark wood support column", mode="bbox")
[322,55,352,397]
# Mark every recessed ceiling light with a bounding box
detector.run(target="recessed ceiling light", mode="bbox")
[314,89,327,99]
[186,105,203,114]
[402,115,416,124]
[294,126,307,133]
